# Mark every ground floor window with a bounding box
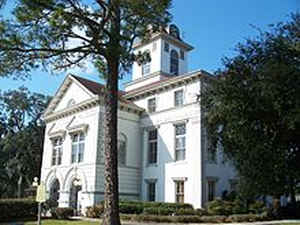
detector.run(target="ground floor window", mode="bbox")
[147,182,156,202]
[208,180,216,201]
[175,181,184,203]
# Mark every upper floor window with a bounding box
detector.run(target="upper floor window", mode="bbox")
[52,137,63,166]
[164,42,169,52]
[174,90,184,107]
[148,129,158,164]
[148,98,156,113]
[71,132,85,163]
[118,133,127,166]
[142,62,150,75]
[175,123,186,161]
[170,50,179,75]
[175,180,184,203]
[142,50,151,76]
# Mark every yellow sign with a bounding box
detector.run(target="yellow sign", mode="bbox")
[36,182,46,203]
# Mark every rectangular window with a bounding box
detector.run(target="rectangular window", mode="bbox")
[175,181,184,203]
[52,137,63,166]
[175,124,186,161]
[148,98,156,113]
[174,90,184,107]
[142,63,150,75]
[164,42,169,52]
[71,132,85,163]
[180,49,185,60]
[148,129,158,164]
[148,182,156,201]
[208,180,216,201]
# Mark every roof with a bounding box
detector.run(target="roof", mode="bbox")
[71,75,126,95]
[70,75,134,106]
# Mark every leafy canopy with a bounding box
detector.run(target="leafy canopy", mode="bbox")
[0,87,50,198]
[0,0,172,79]
[201,13,300,198]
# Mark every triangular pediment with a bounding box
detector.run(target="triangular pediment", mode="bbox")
[43,74,96,117]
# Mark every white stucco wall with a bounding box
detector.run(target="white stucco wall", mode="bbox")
[41,105,100,210]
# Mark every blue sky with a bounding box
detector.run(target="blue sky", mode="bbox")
[0,0,298,96]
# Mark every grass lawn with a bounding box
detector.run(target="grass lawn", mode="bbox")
[24,219,100,225]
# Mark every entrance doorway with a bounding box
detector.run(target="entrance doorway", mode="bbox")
[69,179,82,215]
[49,179,60,207]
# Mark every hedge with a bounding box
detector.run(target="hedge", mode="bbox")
[86,200,194,218]
[121,213,269,223]
[0,198,37,221]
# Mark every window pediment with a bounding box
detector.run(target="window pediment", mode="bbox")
[67,124,88,135]
[48,130,66,140]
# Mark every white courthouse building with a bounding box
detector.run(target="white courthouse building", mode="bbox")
[40,24,236,213]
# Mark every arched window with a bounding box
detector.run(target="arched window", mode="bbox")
[170,50,179,75]
[118,133,127,166]
[50,179,60,206]
[142,50,151,76]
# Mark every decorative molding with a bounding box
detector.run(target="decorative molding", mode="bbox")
[67,123,89,135]
[133,32,194,51]
[48,130,66,140]
[172,177,188,181]
[124,70,205,101]
[44,96,144,123]
[145,178,158,183]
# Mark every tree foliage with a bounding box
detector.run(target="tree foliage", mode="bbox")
[0,1,172,224]
[0,87,50,198]
[201,13,300,200]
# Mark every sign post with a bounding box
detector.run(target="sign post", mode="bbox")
[36,182,46,225]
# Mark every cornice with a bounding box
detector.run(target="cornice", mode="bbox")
[124,70,205,101]
[124,71,171,88]
[43,96,144,123]
[133,33,194,51]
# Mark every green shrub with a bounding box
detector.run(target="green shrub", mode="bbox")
[86,204,104,218]
[249,201,266,214]
[0,198,37,221]
[120,200,193,210]
[195,208,208,216]
[53,207,73,219]
[206,199,233,215]
[200,215,227,223]
[119,203,143,214]
[232,199,248,214]
[227,213,269,222]
[175,208,197,216]
[143,207,174,215]
[120,214,202,223]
